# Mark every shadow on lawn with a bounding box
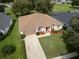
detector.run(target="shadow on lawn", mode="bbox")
[0,19,16,41]
[70,6,79,9]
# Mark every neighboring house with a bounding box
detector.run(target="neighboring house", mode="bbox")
[51,0,72,4]
[0,13,12,35]
[19,13,63,35]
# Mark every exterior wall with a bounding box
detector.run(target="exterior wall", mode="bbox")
[52,25,63,31]
[36,25,63,35]
[36,27,46,33]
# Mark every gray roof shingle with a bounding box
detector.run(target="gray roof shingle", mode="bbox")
[0,13,12,30]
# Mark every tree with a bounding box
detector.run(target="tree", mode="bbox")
[1,45,16,56]
[13,0,55,16]
[63,16,79,51]
[63,30,79,50]
[70,16,79,32]
[0,0,13,3]
[71,0,79,6]
[13,1,33,16]
[0,5,5,12]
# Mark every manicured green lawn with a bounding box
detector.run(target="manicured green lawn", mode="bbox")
[53,4,75,12]
[39,34,68,59]
[0,7,26,59]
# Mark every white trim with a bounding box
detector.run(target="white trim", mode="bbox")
[0,30,4,34]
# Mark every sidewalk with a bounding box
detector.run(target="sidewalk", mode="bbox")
[52,52,78,59]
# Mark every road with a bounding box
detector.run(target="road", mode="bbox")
[52,52,78,59]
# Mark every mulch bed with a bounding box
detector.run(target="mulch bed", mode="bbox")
[51,30,64,34]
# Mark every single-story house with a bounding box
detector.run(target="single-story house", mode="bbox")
[51,0,72,4]
[19,13,63,35]
[0,13,12,35]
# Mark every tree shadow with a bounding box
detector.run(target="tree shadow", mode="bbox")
[0,19,16,41]
[70,6,79,9]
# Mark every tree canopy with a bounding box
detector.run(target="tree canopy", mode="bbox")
[71,0,79,6]
[63,16,79,51]
[0,5,5,12]
[0,0,13,3]
[63,30,79,50]
[70,16,79,32]
[13,0,54,16]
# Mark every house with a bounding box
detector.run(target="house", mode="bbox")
[19,13,63,35]
[0,13,12,35]
[51,0,72,4]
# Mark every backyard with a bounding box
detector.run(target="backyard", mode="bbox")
[53,4,78,12]
[0,7,26,59]
[39,33,68,59]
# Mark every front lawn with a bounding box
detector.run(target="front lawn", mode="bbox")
[39,33,68,59]
[53,4,75,12]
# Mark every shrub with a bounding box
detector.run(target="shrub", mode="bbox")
[63,24,67,30]
[36,32,40,35]
[1,45,16,56]
[20,34,26,39]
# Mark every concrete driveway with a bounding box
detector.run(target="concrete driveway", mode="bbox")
[24,34,47,59]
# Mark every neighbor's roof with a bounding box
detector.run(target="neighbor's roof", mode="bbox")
[0,13,12,30]
[19,13,63,35]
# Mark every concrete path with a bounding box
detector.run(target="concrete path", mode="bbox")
[37,33,51,38]
[24,34,47,59]
[52,52,78,59]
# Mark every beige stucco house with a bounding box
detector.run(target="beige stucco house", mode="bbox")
[19,13,63,35]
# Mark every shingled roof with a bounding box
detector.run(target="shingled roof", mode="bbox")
[19,13,63,35]
[0,13,12,30]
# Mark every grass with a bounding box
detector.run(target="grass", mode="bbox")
[53,4,76,12]
[0,7,26,59]
[39,33,68,59]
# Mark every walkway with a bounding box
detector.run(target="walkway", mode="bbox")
[52,52,78,59]
[24,34,47,59]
